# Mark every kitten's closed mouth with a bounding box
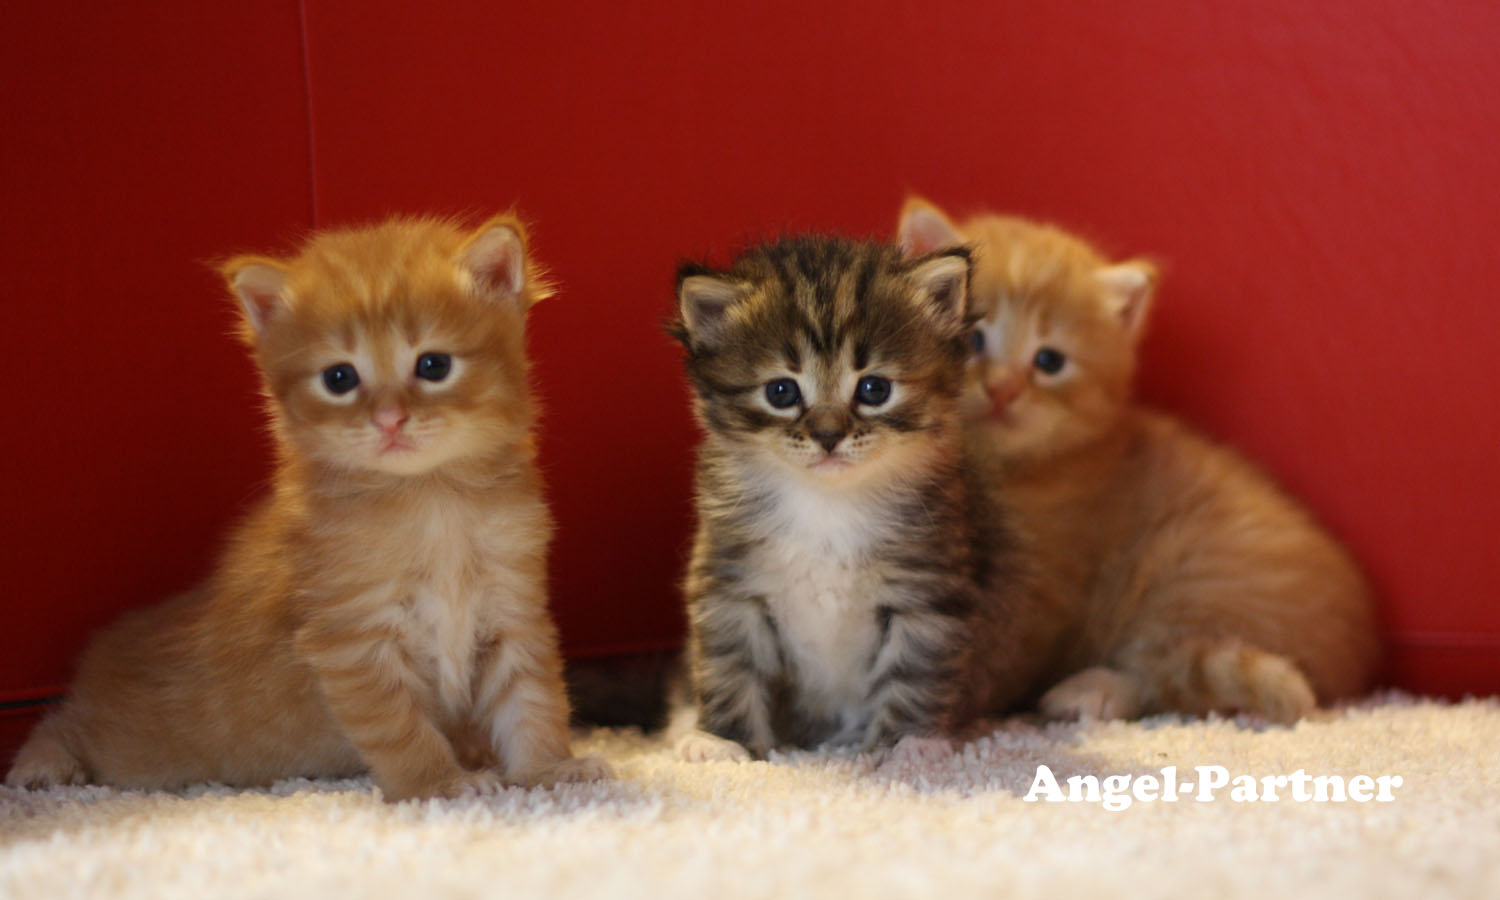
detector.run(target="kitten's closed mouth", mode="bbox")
[810,456,854,473]
[987,407,1016,427]
[378,436,418,454]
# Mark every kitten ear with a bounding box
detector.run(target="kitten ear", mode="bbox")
[898,196,965,258]
[907,249,971,332]
[221,256,291,337]
[1097,260,1157,337]
[457,215,547,306]
[676,272,751,347]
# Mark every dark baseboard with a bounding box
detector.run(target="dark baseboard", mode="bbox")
[564,649,682,731]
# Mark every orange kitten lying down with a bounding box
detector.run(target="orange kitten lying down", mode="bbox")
[899,198,1380,723]
[6,214,609,799]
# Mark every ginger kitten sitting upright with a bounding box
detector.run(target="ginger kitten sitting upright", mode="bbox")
[898,198,1379,723]
[6,214,609,799]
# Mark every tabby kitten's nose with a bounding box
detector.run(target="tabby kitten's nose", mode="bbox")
[805,406,849,453]
[811,429,846,453]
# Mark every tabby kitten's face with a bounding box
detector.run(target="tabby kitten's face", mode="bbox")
[221,215,548,477]
[899,200,1156,462]
[673,238,973,488]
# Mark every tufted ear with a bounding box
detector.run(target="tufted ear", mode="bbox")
[675,271,752,349]
[1097,260,1157,338]
[906,248,971,333]
[898,195,965,258]
[221,256,291,337]
[457,214,551,306]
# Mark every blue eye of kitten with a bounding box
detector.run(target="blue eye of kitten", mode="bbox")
[321,363,360,395]
[855,375,892,406]
[969,330,985,354]
[1033,347,1067,375]
[416,352,452,382]
[765,378,801,409]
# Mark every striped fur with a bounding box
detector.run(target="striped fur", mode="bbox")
[671,237,1032,757]
[5,215,608,799]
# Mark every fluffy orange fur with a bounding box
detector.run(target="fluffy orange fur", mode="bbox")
[5,214,610,799]
[899,198,1380,723]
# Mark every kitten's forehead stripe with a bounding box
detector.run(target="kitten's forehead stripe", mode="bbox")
[769,253,798,308]
[794,305,825,355]
[367,328,394,383]
[853,339,871,371]
[853,255,877,313]
[401,313,422,348]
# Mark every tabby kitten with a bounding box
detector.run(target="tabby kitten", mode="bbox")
[6,214,609,799]
[671,236,1032,762]
[898,198,1379,723]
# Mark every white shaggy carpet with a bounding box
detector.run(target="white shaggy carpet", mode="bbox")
[3,694,1497,900]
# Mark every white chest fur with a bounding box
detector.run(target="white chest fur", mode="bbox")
[380,489,549,717]
[744,478,892,727]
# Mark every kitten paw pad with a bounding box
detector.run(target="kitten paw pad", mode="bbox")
[1039,667,1140,721]
[676,731,752,764]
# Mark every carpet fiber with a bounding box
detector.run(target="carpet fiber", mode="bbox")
[3,694,1497,899]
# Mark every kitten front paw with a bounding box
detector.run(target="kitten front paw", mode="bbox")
[883,734,955,767]
[515,756,614,787]
[1039,667,1141,721]
[676,730,753,763]
[1244,654,1316,725]
[423,770,507,801]
[5,746,88,790]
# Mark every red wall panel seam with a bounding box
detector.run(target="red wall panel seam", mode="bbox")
[297,0,320,227]
[1388,632,1500,650]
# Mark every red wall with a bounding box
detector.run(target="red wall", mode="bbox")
[0,1,313,753]
[4,1,1496,757]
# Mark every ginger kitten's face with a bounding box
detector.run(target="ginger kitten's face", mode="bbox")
[673,238,972,489]
[222,215,548,477]
[899,200,1155,462]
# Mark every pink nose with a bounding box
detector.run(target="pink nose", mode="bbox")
[986,377,1024,412]
[372,405,409,435]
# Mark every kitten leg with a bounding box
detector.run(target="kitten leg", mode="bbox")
[1120,636,1317,724]
[472,624,611,788]
[1038,667,1143,721]
[5,714,88,789]
[861,601,965,751]
[688,596,783,760]
[298,624,498,802]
